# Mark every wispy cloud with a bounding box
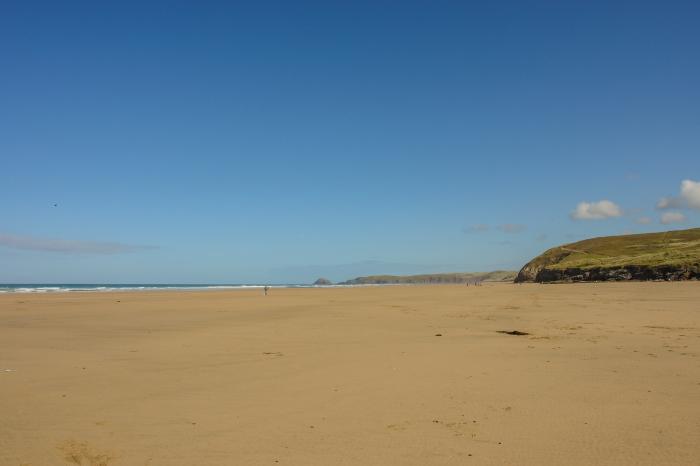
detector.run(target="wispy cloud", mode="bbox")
[535,233,548,242]
[497,224,526,234]
[570,200,622,220]
[656,196,683,210]
[635,216,652,225]
[0,233,157,254]
[660,212,686,225]
[464,223,526,234]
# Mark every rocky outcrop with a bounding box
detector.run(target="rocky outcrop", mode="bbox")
[313,278,333,286]
[516,264,700,283]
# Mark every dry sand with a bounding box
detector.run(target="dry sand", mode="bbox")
[1,282,699,465]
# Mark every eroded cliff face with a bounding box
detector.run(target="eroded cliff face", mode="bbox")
[516,264,700,283]
[514,248,571,283]
[514,263,542,283]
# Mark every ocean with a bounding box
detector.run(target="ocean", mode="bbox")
[0,284,334,293]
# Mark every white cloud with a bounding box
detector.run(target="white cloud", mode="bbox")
[660,211,686,225]
[656,196,683,210]
[0,233,156,254]
[570,200,622,220]
[681,179,700,209]
[635,216,652,225]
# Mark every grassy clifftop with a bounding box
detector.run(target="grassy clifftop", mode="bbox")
[341,271,516,285]
[516,228,700,283]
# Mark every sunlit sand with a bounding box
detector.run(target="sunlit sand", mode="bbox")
[2,283,699,465]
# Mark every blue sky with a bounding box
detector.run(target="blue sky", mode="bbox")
[1,1,699,283]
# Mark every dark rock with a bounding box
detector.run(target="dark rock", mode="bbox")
[313,278,333,286]
[517,264,700,283]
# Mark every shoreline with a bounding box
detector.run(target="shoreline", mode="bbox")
[0,282,514,294]
[2,279,697,294]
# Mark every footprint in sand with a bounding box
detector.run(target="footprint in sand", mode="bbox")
[57,440,114,466]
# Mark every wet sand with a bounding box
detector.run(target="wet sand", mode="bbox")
[1,282,699,465]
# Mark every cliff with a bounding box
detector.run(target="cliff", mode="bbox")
[340,271,516,285]
[515,228,700,283]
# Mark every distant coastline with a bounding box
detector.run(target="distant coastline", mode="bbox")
[0,272,517,293]
[338,271,516,285]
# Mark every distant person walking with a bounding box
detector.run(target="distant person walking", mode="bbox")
[264,286,269,296]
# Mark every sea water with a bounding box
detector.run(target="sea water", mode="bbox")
[0,283,340,293]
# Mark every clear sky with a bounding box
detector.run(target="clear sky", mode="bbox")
[1,1,699,283]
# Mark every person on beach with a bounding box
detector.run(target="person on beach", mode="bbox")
[264,286,269,296]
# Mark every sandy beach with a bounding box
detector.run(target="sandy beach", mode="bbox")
[1,283,699,466]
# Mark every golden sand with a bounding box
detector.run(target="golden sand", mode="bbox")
[1,282,699,465]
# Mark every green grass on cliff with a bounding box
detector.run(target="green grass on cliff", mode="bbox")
[529,228,700,270]
[341,270,516,284]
